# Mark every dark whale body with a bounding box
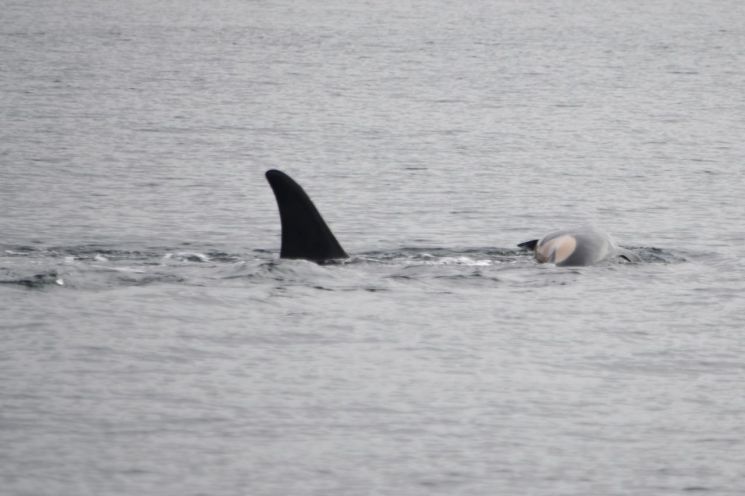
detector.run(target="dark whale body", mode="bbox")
[265,169,636,266]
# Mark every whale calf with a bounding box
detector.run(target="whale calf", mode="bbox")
[265,169,637,266]
[517,227,638,266]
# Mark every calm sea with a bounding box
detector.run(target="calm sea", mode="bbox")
[2,1,744,494]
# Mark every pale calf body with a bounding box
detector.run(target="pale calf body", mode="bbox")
[522,227,636,266]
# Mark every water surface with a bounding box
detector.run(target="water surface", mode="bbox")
[2,1,744,494]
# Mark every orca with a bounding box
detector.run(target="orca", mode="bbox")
[265,169,637,266]
[517,227,639,266]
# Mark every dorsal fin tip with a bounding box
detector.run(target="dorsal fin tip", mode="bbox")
[517,239,539,250]
[265,169,348,262]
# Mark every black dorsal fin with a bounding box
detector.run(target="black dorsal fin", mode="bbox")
[517,239,539,250]
[265,169,348,262]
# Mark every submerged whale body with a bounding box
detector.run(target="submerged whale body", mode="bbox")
[265,169,636,266]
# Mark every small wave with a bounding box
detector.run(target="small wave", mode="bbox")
[627,246,688,264]
[0,271,64,288]
[116,273,186,286]
[56,246,160,261]
[355,247,520,266]
[434,272,501,283]
[2,244,250,265]
[3,246,39,256]
[164,252,210,263]
[204,251,242,263]
[89,264,147,274]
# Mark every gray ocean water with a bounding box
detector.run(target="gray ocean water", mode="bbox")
[2,1,745,494]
